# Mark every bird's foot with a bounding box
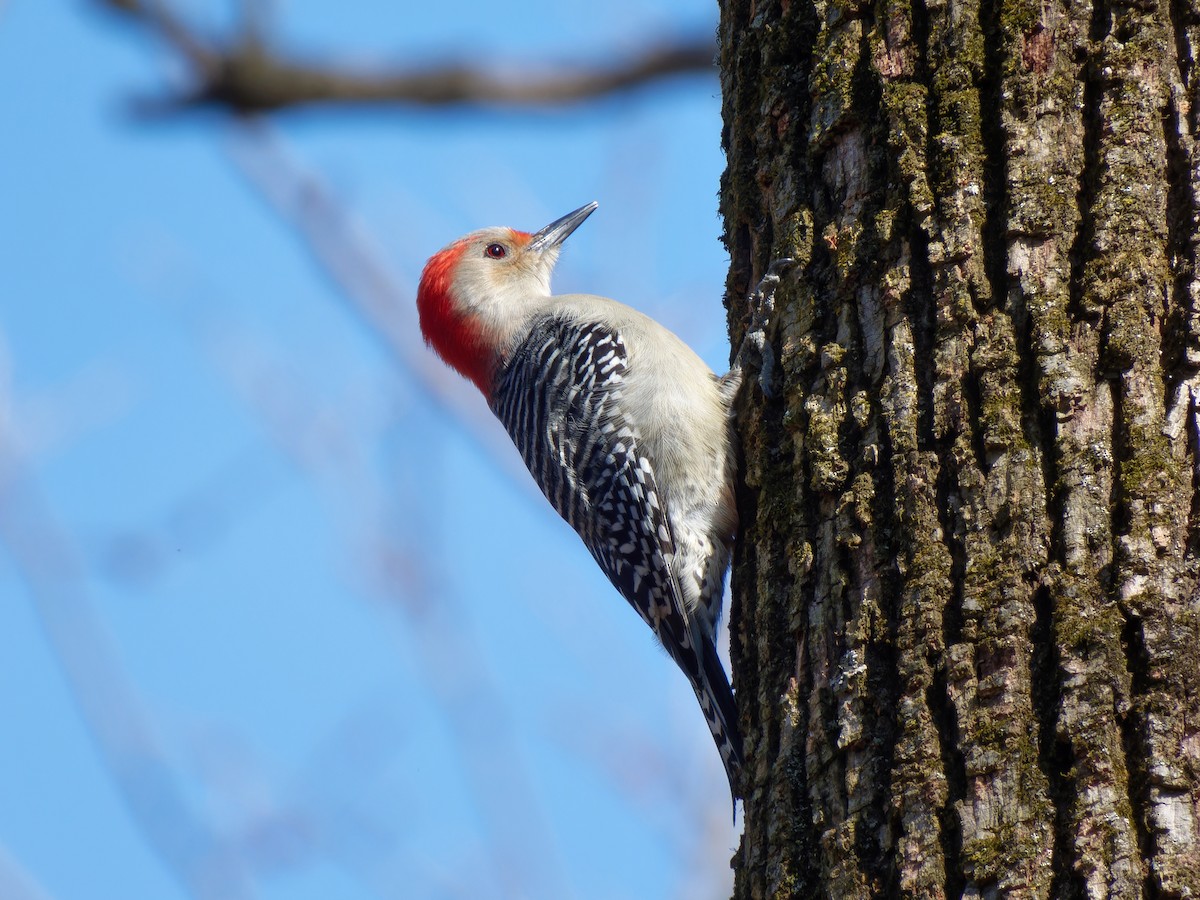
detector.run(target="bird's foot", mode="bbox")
[737,257,794,399]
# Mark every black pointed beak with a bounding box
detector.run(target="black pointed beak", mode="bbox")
[527,201,598,253]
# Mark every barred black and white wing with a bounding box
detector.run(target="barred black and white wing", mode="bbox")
[490,315,744,797]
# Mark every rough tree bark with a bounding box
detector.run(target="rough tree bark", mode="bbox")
[721,0,1200,896]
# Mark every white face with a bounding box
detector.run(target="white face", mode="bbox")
[448,227,560,321]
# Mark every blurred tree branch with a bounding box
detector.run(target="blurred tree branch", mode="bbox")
[98,0,716,114]
[0,417,257,900]
[223,123,539,499]
[0,844,55,900]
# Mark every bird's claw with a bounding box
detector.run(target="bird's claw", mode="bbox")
[740,257,795,399]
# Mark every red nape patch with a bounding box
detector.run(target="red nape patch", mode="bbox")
[417,241,495,395]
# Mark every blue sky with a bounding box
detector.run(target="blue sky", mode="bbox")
[0,2,739,897]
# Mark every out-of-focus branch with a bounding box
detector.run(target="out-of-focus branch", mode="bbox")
[0,845,54,900]
[187,328,575,898]
[184,41,716,114]
[97,0,715,114]
[224,123,539,499]
[102,0,214,71]
[0,416,256,900]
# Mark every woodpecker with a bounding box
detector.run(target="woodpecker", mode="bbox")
[417,201,786,802]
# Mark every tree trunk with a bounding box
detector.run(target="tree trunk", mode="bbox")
[719,0,1200,895]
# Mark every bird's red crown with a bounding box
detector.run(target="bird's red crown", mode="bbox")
[417,239,493,394]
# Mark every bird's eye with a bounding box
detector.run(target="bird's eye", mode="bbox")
[485,243,507,259]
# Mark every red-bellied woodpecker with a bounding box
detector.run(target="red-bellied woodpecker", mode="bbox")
[416,201,788,803]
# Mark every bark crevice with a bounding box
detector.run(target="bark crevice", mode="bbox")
[1118,607,1157,890]
[978,0,1010,318]
[1162,81,1198,392]
[1032,581,1089,899]
[1067,58,1104,323]
[929,659,968,898]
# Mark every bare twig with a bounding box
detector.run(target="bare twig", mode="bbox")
[97,0,715,114]
[189,328,575,898]
[223,122,539,499]
[178,40,715,114]
[100,0,215,73]
[0,421,256,900]
[0,845,55,900]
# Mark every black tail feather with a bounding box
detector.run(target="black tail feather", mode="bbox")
[695,636,743,812]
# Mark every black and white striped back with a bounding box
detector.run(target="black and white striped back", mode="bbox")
[489,315,744,798]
